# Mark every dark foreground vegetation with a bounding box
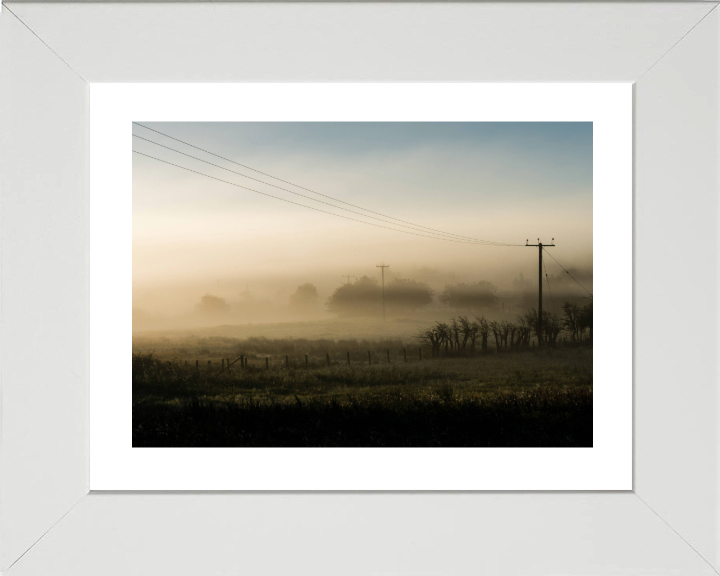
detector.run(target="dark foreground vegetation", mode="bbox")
[134,387,591,447]
[133,340,592,448]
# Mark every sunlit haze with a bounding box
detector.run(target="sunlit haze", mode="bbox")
[133,122,592,325]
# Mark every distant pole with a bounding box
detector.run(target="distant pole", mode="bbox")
[342,275,356,285]
[266,357,269,370]
[526,238,554,346]
[539,243,542,344]
[226,358,230,370]
[240,355,244,369]
[221,358,225,371]
[326,353,330,366]
[376,264,390,321]
[305,354,309,368]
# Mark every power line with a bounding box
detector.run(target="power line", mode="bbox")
[132,122,520,247]
[132,133,503,245]
[543,247,593,298]
[133,150,517,246]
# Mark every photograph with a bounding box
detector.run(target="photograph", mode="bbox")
[131,121,593,448]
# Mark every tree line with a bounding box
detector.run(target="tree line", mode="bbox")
[194,276,590,322]
[417,301,592,356]
[325,277,501,317]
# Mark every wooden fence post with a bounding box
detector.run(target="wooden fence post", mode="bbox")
[266,357,269,370]
[244,357,248,368]
[221,359,225,371]
[207,360,211,370]
[326,353,330,366]
[226,358,230,370]
[347,351,350,365]
[240,355,244,369]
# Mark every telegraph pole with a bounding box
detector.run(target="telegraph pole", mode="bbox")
[342,275,356,285]
[525,238,554,345]
[376,264,390,322]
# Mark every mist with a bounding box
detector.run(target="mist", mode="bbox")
[133,122,592,334]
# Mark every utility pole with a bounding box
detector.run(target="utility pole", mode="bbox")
[376,264,390,322]
[342,275,356,285]
[525,238,554,345]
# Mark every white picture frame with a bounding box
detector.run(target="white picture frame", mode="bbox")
[1,2,718,574]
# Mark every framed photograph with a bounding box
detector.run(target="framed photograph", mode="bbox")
[1,2,718,575]
[90,83,629,491]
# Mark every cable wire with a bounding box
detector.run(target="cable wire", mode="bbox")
[132,122,521,247]
[132,133,504,245]
[133,150,517,246]
[543,247,593,298]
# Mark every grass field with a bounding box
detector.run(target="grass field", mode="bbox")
[133,333,592,448]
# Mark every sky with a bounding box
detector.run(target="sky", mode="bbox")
[132,122,592,313]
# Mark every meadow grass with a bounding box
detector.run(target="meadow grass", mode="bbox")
[133,342,592,447]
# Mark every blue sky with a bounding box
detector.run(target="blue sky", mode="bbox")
[132,122,592,291]
[133,121,592,203]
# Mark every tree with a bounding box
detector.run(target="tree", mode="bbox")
[500,320,511,348]
[516,314,531,347]
[417,327,441,357]
[434,322,451,355]
[326,276,382,317]
[524,309,540,343]
[474,316,490,352]
[507,322,517,348]
[290,283,319,306]
[385,279,433,313]
[525,308,562,346]
[196,294,230,314]
[489,320,502,352]
[440,281,498,311]
[457,316,475,351]
[562,302,582,342]
[544,312,562,347]
[579,301,593,340]
[450,317,461,350]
